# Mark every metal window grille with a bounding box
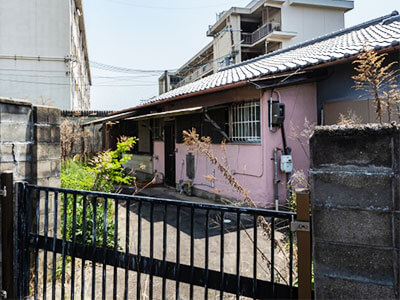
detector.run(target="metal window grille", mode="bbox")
[151,118,163,141]
[229,101,261,143]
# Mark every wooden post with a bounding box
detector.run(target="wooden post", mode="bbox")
[1,171,15,299]
[296,189,312,300]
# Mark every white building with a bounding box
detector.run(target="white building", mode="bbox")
[160,0,354,93]
[0,0,91,110]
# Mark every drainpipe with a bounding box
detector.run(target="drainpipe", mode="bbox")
[273,148,280,211]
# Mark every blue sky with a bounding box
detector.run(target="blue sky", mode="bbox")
[82,0,399,110]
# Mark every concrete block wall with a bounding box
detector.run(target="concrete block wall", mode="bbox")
[0,98,33,180]
[310,124,400,299]
[33,105,61,187]
[0,98,61,186]
[0,98,61,286]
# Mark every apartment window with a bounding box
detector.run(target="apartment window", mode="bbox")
[229,101,261,143]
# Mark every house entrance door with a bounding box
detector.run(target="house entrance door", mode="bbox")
[164,121,176,186]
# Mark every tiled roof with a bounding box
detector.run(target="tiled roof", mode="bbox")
[149,11,400,104]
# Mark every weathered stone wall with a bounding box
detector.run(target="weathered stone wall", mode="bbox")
[0,98,61,185]
[0,98,61,290]
[33,106,61,187]
[310,124,400,299]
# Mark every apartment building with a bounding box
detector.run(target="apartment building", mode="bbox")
[160,0,353,94]
[0,0,91,110]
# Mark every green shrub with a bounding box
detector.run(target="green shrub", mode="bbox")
[61,137,137,248]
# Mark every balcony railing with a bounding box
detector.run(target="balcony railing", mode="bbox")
[241,21,281,45]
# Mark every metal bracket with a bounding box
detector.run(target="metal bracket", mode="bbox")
[291,221,310,232]
[0,186,6,197]
[0,290,7,299]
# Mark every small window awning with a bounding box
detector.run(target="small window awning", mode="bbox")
[82,111,138,127]
[125,106,204,121]
[82,106,204,127]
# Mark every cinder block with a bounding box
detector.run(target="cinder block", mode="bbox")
[310,125,399,170]
[311,172,395,210]
[48,177,61,188]
[50,160,60,176]
[14,161,31,180]
[34,160,52,178]
[36,177,49,187]
[314,241,395,285]
[34,125,51,143]
[0,162,14,174]
[0,143,32,163]
[32,143,48,160]
[33,106,48,124]
[48,143,61,159]
[313,208,393,247]
[315,275,396,299]
[0,123,32,142]
[48,107,61,125]
[50,126,60,143]
[0,103,32,123]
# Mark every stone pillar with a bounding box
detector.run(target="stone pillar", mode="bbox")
[32,105,61,187]
[310,124,400,299]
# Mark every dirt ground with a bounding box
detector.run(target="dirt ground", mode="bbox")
[34,188,294,299]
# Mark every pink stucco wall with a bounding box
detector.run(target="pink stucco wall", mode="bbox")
[153,141,165,178]
[153,83,317,207]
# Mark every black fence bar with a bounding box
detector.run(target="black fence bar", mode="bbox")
[34,189,40,300]
[91,197,98,299]
[175,205,181,300]
[43,190,49,300]
[271,216,275,297]
[162,204,167,300]
[61,192,67,300]
[190,207,195,299]
[220,211,225,300]
[71,193,78,300]
[51,192,58,300]
[81,195,88,300]
[0,172,15,299]
[25,184,296,219]
[16,184,300,300]
[253,215,257,300]
[204,209,209,300]
[29,235,297,299]
[113,198,118,300]
[137,201,142,300]
[102,198,108,300]
[236,213,241,300]
[149,202,154,300]
[124,198,130,300]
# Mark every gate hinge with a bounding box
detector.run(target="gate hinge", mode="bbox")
[0,187,6,197]
[0,290,7,299]
[291,221,310,232]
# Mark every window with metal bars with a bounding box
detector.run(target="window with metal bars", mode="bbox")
[229,101,261,143]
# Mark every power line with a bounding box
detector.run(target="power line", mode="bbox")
[0,77,158,87]
[0,72,159,83]
[106,0,237,10]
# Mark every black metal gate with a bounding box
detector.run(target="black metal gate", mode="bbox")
[14,182,300,299]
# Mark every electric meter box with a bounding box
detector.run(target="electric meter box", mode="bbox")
[280,155,293,173]
[271,102,285,126]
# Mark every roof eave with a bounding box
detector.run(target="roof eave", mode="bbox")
[108,80,249,117]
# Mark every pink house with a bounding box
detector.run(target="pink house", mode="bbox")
[85,12,400,208]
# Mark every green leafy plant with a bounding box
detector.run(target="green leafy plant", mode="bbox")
[61,136,138,248]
